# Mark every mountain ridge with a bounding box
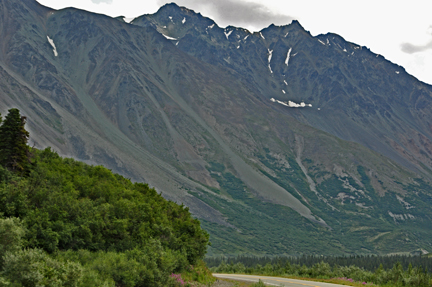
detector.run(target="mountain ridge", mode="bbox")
[134,2,432,178]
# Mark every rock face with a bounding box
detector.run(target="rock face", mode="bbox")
[1,0,432,256]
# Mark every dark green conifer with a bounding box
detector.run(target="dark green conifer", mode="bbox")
[0,108,30,174]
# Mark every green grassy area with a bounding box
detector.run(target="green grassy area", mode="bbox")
[201,154,432,256]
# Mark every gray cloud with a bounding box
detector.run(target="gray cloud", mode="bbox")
[401,41,432,54]
[157,0,294,30]
[91,0,113,4]
[401,26,432,54]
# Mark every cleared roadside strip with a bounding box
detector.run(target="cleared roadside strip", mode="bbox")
[213,274,346,287]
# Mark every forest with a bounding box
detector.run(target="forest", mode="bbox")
[0,109,213,286]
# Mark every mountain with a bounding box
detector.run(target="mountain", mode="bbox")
[135,3,432,175]
[1,0,431,256]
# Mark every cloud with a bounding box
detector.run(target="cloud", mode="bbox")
[157,0,294,30]
[401,26,432,54]
[91,0,113,4]
[401,41,432,54]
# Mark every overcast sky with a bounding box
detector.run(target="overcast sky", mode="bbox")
[37,0,432,85]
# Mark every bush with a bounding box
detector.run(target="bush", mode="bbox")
[1,248,83,287]
[251,279,266,287]
[0,217,26,269]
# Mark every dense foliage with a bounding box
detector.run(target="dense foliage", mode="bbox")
[210,256,432,286]
[0,145,210,286]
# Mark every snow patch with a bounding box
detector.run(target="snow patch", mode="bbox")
[271,98,312,108]
[237,45,240,49]
[260,32,265,39]
[47,36,58,57]
[282,90,286,94]
[208,24,215,29]
[267,49,274,73]
[395,71,400,74]
[318,39,325,45]
[268,49,273,63]
[244,35,249,40]
[284,80,288,86]
[285,48,292,66]
[162,34,178,40]
[224,30,233,39]
[284,32,289,37]
[169,16,172,20]
[343,48,347,52]
[268,65,273,74]
[182,17,186,24]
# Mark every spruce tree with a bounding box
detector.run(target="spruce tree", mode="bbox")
[0,108,30,174]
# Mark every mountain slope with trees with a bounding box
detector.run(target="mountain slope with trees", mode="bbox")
[0,0,432,256]
[0,109,211,286]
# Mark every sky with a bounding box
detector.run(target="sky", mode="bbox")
[37,0,432,85]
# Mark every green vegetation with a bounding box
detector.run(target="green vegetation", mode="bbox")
[0,109,31,175]
[203,154,432,256]
[202,162,338,256]
[0,109,212,286]
[210,256,432,286]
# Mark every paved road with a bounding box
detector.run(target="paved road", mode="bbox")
[213,274,346,287]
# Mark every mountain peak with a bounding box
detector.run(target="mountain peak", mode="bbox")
[158,2,181,11]
[289,20,307,31]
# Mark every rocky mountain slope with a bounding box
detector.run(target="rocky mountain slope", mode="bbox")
[136,3,432,176]
[1,0,431,256]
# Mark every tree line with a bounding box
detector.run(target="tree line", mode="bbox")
[206,254,432,273]
[209,255,432,286]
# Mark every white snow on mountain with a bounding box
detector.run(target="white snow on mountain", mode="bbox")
[47,36,58,57]
[285,48,292,66]
[270,98,312,108]
[224,30,233,39]
[268,49,273,63]
[162,34,177,40]
[268,49,274,73]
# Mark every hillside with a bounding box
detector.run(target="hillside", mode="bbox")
[0,0,431,256]
[0,146,210,286]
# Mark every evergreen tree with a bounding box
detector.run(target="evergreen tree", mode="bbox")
[0,108,30,174]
